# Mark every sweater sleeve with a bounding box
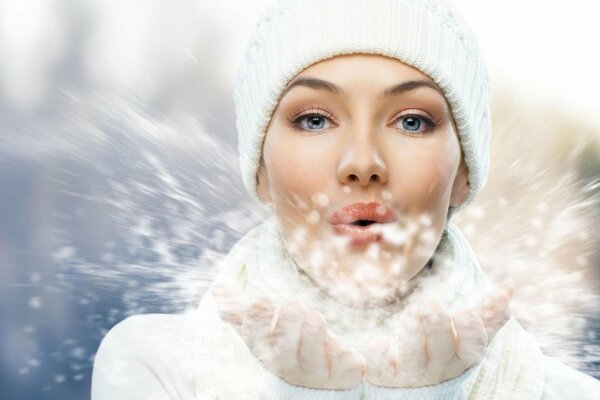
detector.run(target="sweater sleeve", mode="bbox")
[362,362,480,400]
[258,372,364,400]
[258,363,480,400]
[91,314,197,400]
[542,356,600,400]
[91,317,172,400]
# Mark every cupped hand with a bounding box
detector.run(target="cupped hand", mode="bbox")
[363,285,512,388]
[212,283,365,389]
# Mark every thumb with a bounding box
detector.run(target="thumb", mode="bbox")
[475,284,513,341]
[212,283,248,330]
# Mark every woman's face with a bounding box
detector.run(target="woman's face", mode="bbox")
[257,54,469,307]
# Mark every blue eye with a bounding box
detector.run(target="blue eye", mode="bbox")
[394,114,438,135]
[303,115,326,130]
[402,116,421,131]
[289,108,335,132]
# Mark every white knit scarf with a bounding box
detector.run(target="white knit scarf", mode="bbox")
[193,216,545,399]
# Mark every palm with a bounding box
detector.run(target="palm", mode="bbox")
[362,286,512,388]
[212,283,365,389]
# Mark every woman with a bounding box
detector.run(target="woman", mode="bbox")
[91,0,600,398]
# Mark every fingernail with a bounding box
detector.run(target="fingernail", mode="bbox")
[304,321,320,334]
[304,317,320,334]
[328,340,343,354]
[422,310,440,324]
[453,309,473,325]
[304,313,321,333]
[402,315,421,333]
[283,305,303,320]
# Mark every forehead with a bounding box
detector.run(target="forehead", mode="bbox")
[299,53,431,79]
[282,53,445,101]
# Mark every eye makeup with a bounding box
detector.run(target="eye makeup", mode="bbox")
[285,104,338,132]
[283,96,446,135]
[390,108,441,136]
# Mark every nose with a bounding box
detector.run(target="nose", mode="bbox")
[337,131,389,187]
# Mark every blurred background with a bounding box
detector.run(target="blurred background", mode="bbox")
[1,0,599,399]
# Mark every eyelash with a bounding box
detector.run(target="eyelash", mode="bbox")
[287,106,440,135]
[392,109,441,136]
[287,106,336,131]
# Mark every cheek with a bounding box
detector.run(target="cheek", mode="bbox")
[264,134,332,205]
[389,139,459,214]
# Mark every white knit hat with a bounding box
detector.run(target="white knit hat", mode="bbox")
[233,0,491,217]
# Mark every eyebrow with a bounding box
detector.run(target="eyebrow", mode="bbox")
[280,77,444,99]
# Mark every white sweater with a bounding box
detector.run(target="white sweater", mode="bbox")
[91,311,600,400]
[92,216,600,399]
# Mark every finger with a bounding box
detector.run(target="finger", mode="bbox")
[325,335,364,389]
[452,309,487,365]
[363,337,395,386]
[240,298,276,362]
[269,300,307,377]
[420,301,455,382]
[390,308,428,387]
[212,283,247,330]
[421,301,455,364]
[476,285,512,340]
[298,311,329,375]
[363,336,390,371]
[212,282,241,296]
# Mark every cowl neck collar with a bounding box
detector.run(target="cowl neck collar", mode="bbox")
[194,216,545,399]
[214,215,489,349]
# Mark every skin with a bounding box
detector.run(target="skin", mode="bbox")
[256,53,469,308]
[214,54,511,389]
[213,283,511,389]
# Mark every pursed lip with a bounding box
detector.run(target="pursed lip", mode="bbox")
[328,202,397,247]
[329,201,397,225]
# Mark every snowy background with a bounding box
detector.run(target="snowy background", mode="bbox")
[1,1,599,399]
